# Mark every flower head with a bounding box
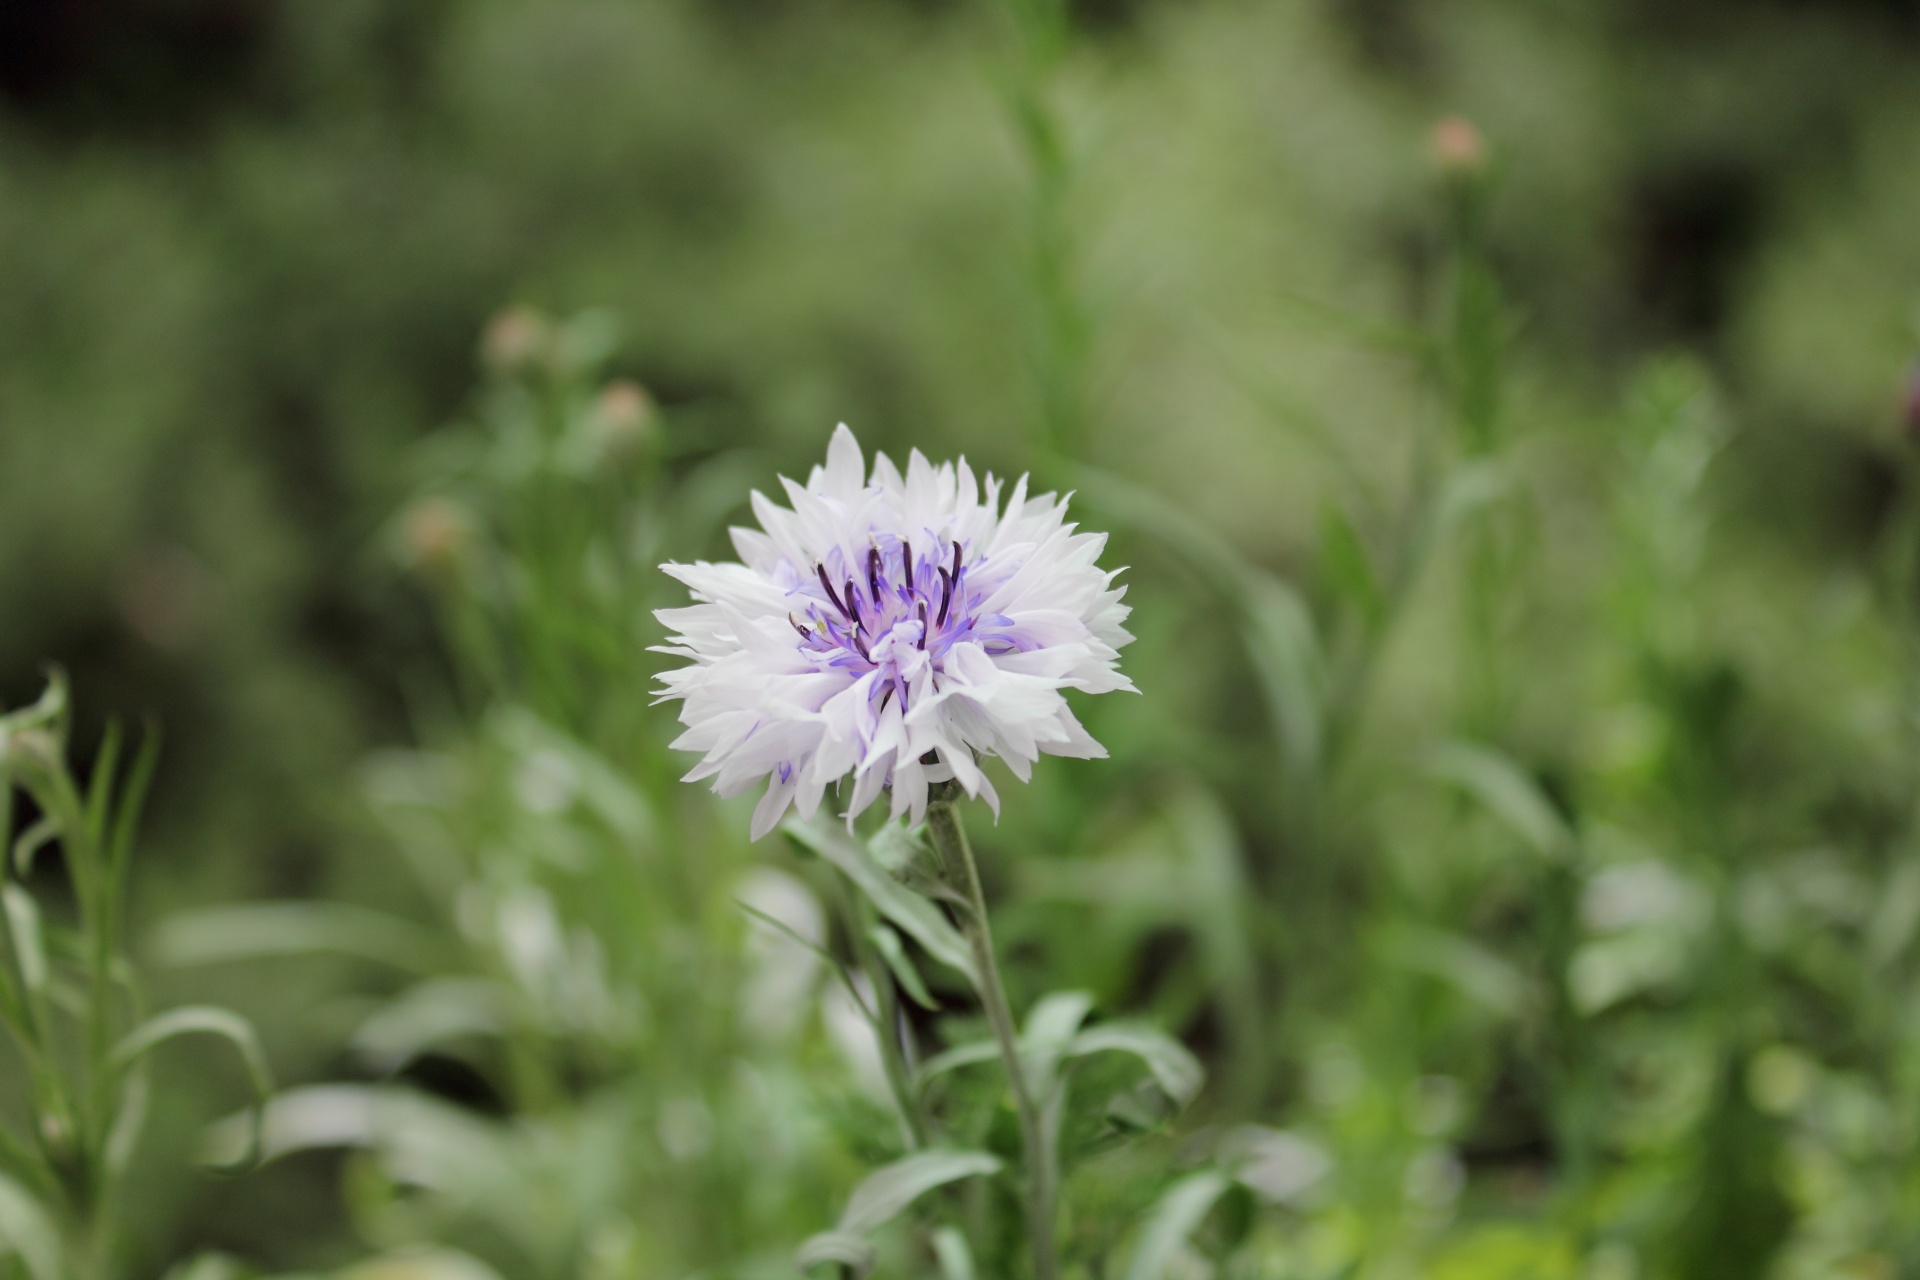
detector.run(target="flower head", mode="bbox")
[654,425,1134,837]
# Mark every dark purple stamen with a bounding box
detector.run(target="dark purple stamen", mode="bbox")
[917,602,929,649]
[817,565,850,621]
[790,615,813,641]
[867,546,882,603]
[846,579,863,632]
[936,567,953,628]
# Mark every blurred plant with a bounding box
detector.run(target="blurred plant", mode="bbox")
[0,675,271,1280]
[158,311,855,1277]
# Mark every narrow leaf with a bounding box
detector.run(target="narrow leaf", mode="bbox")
[837,1149,1002,1234]
[795,1232,877,1278]
[107,724,160,883]
[868,925,939,1011]
[932,1227,975,1280]
[2,888,47,994]
[783,820,978,986]
[1068,1025,1205,1110]
[1124,1171,1232,1280]
[914,1040,1000,1093]
[737,898,872,1022]
[111,1006,274,1173]
[1319,505,1386,633]
[9,818,57,881]
[1022,990,1094,1097]
[1425,741,1571,862]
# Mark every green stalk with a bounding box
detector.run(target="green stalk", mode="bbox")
[924,785,1057,1280]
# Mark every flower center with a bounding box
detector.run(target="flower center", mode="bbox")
[789,538,988,709]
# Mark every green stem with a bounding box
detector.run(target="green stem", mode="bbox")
[925,787,1057,1280]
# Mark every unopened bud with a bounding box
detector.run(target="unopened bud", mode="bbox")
[481,306,548,374]
[1430,115,1487,177]
[592,379,655,457]
[398,496,474,576]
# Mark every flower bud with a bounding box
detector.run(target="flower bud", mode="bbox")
[481,306,549,374]
[1429,115,1487,177]
[591,379,655,458]
[398,496,474,576]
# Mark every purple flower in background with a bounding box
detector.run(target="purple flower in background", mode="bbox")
[654,425,1134,837]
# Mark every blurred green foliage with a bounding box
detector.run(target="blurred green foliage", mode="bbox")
[6,0,1920,1275]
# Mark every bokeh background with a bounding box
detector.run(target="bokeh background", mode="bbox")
[5,0,1920,1275]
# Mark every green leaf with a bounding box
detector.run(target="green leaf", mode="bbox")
[111,1006,275,1173]
[351,978,504,1071]
[737,898,871,1022]
[0,675,66,739]
[154,902,450,974]
[783,819,979,986]
[1425,741,1572,862]
[83,720,121,852]
[932,1227,975,1280]
[1124,1171,1233,1280]
[795,1232,877,1278]
[800,1150,1004,1276]
[1068,1024,1205,1111]
[8,818,58,881]
[914,1039,1000,1093]
[1319,504,1387,634]
[837,1148,1002,1234]
[868,821,926,874]
[868,925,939,1011]
[106,724,160,886]
[1022,990,1094,1097]
[0,1172,60,1280]
[2,887,48,996]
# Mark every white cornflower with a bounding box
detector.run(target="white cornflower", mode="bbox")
[654,425,1135,838]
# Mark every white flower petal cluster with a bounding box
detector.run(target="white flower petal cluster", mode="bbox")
[654,425,1135,838]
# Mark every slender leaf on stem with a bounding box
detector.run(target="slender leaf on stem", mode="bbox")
[110,1006,275,1173]
[1021,990,1093,1097]
[795,1150,1001,1277]
[794,1232,876,1278]
[783,819,979,986]
[914,1040,1000,1094]
[84,720,123,853]
[1122,1171,1232,1280]
[868,925,939,1011]
[107,724,160,889]
[2,888,48,1000]
[1068,1024,1205,1111]
[837,1149,1002,1234]
[737,898,873,1022]
[8,818,57,881]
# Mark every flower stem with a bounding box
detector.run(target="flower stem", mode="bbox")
[924,787,1057,1280]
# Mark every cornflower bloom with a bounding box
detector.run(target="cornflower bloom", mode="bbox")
[654,425,1134,837]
